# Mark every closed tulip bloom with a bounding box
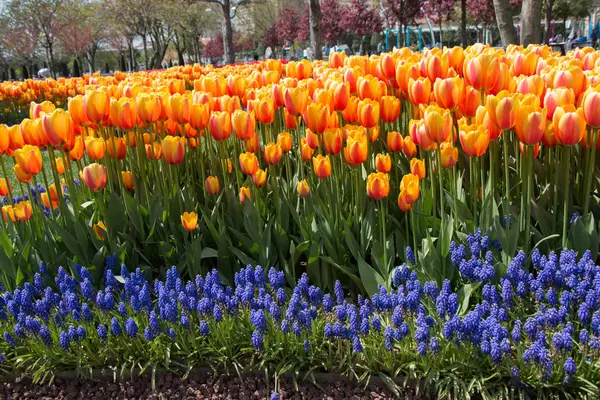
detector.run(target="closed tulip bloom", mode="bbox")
[312,88,333,110]
[70,136,84,160]
[254,98,275,124]
[41,108,73,146]
[13,164,32,183]
[283,109,298,129]
[83,90,110,125]
[380,96,400,123]
[106,137,127,160]
[582,91,600,128]
[322,128,342,155]
[30,100,56,119]
[47,183,61,203]
[440,142,459,168]
[0,124,10,154]
[0,178,9,196]
[277,132,292,153]
[423,105,453,143]
[14,145,43,175]
[512,51,539,77]
[387,131,404,153]
[41,192,59,210]
[375,153,391,173]
[342,96,360,123]
[283,87,309,116]
[181,212,198,231]
[2,205,15,223]
[425,54,449,82]
[168,94,192,124]
[312,154,331,179]
[68,95,91,127]
[231,110,255,140]
[110,98,137,130]
[329,51,346,68]
[136,94,161,124]
[344,130,368,166]
[208,111,232,141]
[541,122,557,147]
[85,137,106,160]
[543,88,575,120]
[54,156,66,175]
[433,77,464,111]
[301,138,314,161]
[331,81,350,111]
[14,201,32,221]
[122,171,134,191]
[398,191,413,211]
[239,186,251,204]
[162,136,186,165]
[357,98,380,128]
[145,142,163,160]
[82,163,107,191]
[464,53,500,93]
[357,75,386,101]
[205,176,220,194]
[264,142,283,165]
[459,124,491,157]
[410,158,426,179]
[553,106,586,146]
[253,168,267,188]
[8,124,24,151]
[396,61,420,94]
[400,173,420,204]
[93,221,106,240]
[515,105,546,145]
[475,106,502,140]
[408,77,432,105]
[188,103,210,130]
[461,86,481,117]
[367,172,390,200]
[297,179,310,197]
[487,93,519,131]
[239,152,259,175]
[303,103,330,134]
[402,136,416,157]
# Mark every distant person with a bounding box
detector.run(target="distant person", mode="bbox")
[592,29,598,48]
[377,41,384,54]
[265,46,273,59]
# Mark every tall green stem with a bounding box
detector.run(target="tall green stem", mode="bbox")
[524,145,533,255]
[562,146,571,248]
[502,132,510,211]
[583,128,598,216]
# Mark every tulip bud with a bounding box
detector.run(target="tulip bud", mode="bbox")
[297,179,310,197]
[375,153,392,173]
[181,212,198,231]
[205,176,220,194]
[82,163,107,191]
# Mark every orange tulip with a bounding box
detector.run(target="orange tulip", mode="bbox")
[253,168,267,188]
[305,129,320,149]
[162,136,186,165]
[239,186,251,204]
[344,129,368,166]
[136,94,162,124]
[515,105,546,145]
[239,152,259,175]
[13,164,32,183]
[41,192,59,210]
[380,96,400,123]
[357,75,386,101]
[423,105,453,143]
[440,142,459,168]
[312,154,331,179]
[145,142,163,160]
[357,98,380,128]
[231,110,255,140]
[85,137,106,160]
[188,103,210,131]
[433,77,464,111]
[543,88,575,120]
[461,86,481,117]
[396,61,420,94]
[228,75,248,98]
[329,51,346,68]
[313,88,333,110]
[331,81,350,111]
[410,158,426,179]
[83,90,110,125]
[82,163,107,191]
[301,138,314,161]
[169,93,192,124]
[245,134,259,153]
[425,54,449,82]
[486,92,519,131]
[0,125,10,155]
[464,53,500,93]
[2,205,15,223]
[403,136,417,157]
[14,145,43,175]
[0,178,10,196]
[512,51,539,77]
[375,153,391,173]
[408,77,432,105]
[70,136,84,160]
[367,172,390,200]
[110,98,138,130]
[208,111,232,141]
[254,98,275,124]
[342,96,360,123]
[181,212,198,231]
[400,173,420,204]
[387,131,403,153]
[303,103,330,133]
[68,95,91,127]
[106,137,127,160]
[54,156,67,174]
[447,47,465,72]
[553,107,586,146]
[122,171,134,190]
[205,176,220,194]
[459,124,491,157]
[283,109,298,129]
[283,87,309,116]
[264,142,283,165]
[321,128,342,155]
[30,100,55,119]
[93,221,106,240]
[475,106,502,140]
[277,132,292,153]
[14,201,32,221]
[8,124,24,152]
[41,108,73,146]
[542,122,557,147]
[297,179,310,197]
[582,91,600,128]
[398,191,413,211]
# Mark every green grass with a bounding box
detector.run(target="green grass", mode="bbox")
[2,151,75,195]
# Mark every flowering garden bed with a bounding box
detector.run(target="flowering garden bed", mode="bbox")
[0,43,600,397]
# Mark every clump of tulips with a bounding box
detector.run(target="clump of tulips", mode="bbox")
[0,44,599,293]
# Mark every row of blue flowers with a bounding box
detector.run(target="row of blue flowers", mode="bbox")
[0,231,599,397]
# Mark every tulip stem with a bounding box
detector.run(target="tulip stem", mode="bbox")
[552,146,560,233]
[502,132,510,211]
[428,154,436,221]
[562,146,571,248]
[583,128,597,216]
[0,156,14,206]
[451,166,458,231]
[436,149,445,230]
[380,200,387,279]
[524,145,533,255]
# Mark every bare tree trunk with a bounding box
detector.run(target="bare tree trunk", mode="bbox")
[309,0,323,60]
[521,0,543,46]
[543,0,554,44]
[221,0,235,64]
[142,35,149,70]
[493,0,519,45]
[460,0,467,47]
[47,42,56,79]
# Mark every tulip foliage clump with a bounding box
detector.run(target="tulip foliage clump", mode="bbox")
[0,44,599,299]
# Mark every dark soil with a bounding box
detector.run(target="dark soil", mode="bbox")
[0,371,406,399]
